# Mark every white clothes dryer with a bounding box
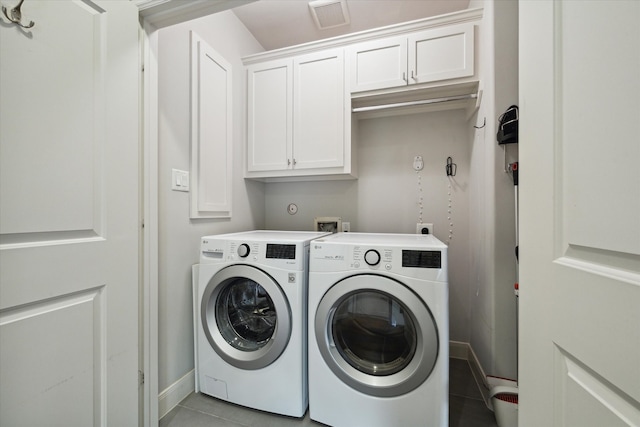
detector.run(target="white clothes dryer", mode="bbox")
[193,230,330,417]
[308,232,449,427]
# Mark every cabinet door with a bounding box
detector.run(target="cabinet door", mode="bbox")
[190,32,232,218]
[348,37,408,92]
[247,59,292,172]
[293,49,345,170]
[408,23,474,84]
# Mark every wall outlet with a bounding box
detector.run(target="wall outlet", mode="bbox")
[416,223,433,235]
[342,222,351,232]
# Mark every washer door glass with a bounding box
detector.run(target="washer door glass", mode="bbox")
[332,291,417,376]
[315,274,439,397]
[202,265,291,370]
[216,278,276,351]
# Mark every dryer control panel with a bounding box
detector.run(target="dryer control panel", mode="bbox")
[310,233,447,282]
[402,250,442,269]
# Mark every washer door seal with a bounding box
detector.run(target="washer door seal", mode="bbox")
[315,274,439,397]
[201,264,291,370]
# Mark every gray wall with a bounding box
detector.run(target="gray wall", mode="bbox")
[157,11,265,392]
[265,110,473,343]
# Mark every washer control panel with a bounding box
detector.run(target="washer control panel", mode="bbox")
[201,238,306,270]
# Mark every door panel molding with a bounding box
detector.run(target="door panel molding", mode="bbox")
[0,231,103,249]
[554,1,640,258]
[0,286,106,426]
[554,345,640,426]
[557,245,640,287]
[0,1,108,242]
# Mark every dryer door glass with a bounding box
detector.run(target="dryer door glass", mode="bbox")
[216,278,276,351]
[315,274,439,397]
[332,291,417,376]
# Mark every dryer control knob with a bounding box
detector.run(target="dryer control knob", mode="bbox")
[237,243,250,258]
[364,249,381,266]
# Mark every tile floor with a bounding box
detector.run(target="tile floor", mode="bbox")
[160,358,497,427]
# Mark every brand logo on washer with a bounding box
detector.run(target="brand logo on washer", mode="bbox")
[288,273,296,283]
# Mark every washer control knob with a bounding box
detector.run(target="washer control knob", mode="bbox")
[237,243,250,258]
[364,249,381,266]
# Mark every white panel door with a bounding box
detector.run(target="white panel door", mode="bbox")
[293,49,345,170]
[0,1,140,426]
[519,2,640,426]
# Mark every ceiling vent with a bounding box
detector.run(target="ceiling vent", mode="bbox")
[308,0,350,30]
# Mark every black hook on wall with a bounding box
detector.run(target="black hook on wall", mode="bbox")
[446,157,457,177]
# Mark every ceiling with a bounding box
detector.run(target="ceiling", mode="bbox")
[232,0,471,51]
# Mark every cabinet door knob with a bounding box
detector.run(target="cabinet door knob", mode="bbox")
[403,72,407,83]
[411,70,416,81]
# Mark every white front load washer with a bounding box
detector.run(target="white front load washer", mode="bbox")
[193,230,330,417]
[308,232,449,427]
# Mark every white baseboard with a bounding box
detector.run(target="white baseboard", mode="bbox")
[466,344,492,406]
[449,341,492,408]
[158,369,195,419]
[449,340,470,360]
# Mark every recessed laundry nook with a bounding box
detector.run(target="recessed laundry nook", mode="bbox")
[154,1,518,426]
[4,0,637,426]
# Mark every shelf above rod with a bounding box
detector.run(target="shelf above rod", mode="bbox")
[352,93,478,113]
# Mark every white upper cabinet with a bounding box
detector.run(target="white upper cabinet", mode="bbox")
[348,36,408,92]
[246,49,354,181]
[293,49,345,171]
[244,9,482,181]
[349,23,475,93]
[247,58,292,173]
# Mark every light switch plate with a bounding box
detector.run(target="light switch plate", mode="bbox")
[171,169,189,192]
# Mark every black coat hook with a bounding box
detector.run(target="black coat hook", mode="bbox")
[446,157,457,177]
[2,0,35,29]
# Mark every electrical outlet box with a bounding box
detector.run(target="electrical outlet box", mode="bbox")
[416,223,433,235]
[342,222,351,232]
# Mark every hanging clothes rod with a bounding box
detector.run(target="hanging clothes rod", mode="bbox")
[352,93,477,113]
